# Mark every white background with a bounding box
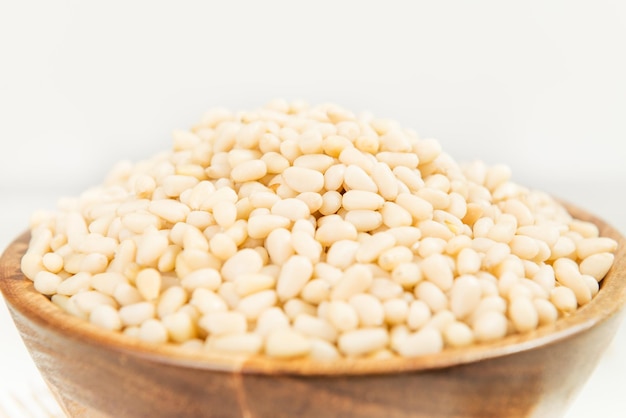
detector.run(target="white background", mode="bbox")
[1,1,625,417]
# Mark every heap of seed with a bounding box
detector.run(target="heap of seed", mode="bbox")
[22,100,618,359]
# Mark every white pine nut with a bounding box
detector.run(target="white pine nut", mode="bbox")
[294,314,338,342]
[371,162,398,200]
[416,188,449,210]
[212,201,238,229]
[378,246,413,271]
[313,263,343,286]
[163,311,196,343]
[236,290,277,320]
[342,190,385,211]
[319,190,343,215]
[472,311,508,342]
[291,230,323,263]
[248,191,281,209]
[327,300,359,332]
[119,301,156,326]
[181,268,222,292]
[415,281,447,312]
[138,319,169,344]
[344,210,383,232]
[326,240,360,270]
[190,288,228,315]
[550,286,578,313]
[265,329,312,358]
[296,192,324,213]
[315,220,358,247]
[569,219,600,238]
[387,226,421,248]
[324,163,346,191]
[580,252,615,281]
[34,271,63,295]
[209,233,238,261]
[383,298,409,325]
[221,249,264,282]
[301,279,331,305]
[517,225,560,248]
[349,293,385,327]
[395,193,433,222]
[148,199,191,224]
[553,258,591,305]
[293,154,334,172]
[533,298,558,325]
[391,262,422,288]
[450,275,482,319]
[21,251,45,280]
[136,228,169,266]
[393,166,424,193]
[157,286,188,318]
[210,333,263,355]
[265,228,294,266]
[310,339,340,360]
[90,304,123,331]
[355,232,396,264]
[508,297,539,332]
[330,264,373,301]
[420,254,454,291]
[254,307,291,337]
[344,164,378,192]
[163,175,199,198]
[576,237,619,260]
[79,253,109,274]
[443,321,474,348]
[57,272,92,296]
[113,282,144,306]
[234,273,276,297]
[76,233,118,258]
[395,327,443,357]
[91,272,128,296]
[199,311,247,336]
[417,237,447,258]
[338,147,373,172]
[381,202,413,228]
[424,310,455,332]
[549,236,577,260]
[122,212,161,234]
[581,274,600,297]
[407,300,431,330]
[282,166,325,193]
[370,278,404,301]
[338,328,389,357]
[271,198,310,221]
[376,151,419,169]
[277,255,313,301]
[135,268,162,301]
[509,235,540,260]
[230,159,267,183]
[247,214,291,239]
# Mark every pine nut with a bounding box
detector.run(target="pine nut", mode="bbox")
[24,101,618,359]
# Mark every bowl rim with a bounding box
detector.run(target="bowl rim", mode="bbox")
[1,202,625,376]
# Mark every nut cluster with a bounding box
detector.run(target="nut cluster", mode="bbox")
[22,100,618,359]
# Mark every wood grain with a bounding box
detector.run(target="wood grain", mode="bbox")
[1,203,625,418]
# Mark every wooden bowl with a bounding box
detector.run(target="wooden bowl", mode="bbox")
[1,203,625,418]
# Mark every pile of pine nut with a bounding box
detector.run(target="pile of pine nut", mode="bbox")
[21,100,618,359]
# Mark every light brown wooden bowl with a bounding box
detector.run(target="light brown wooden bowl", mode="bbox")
[1,203,625,418]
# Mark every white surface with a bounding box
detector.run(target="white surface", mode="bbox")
[1,1,625,416]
